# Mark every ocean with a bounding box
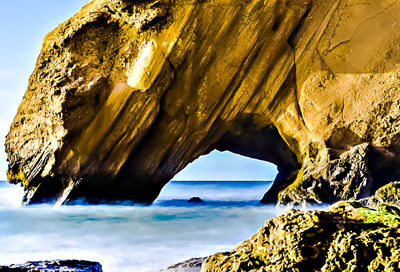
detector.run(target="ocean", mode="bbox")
[0,180,285,272]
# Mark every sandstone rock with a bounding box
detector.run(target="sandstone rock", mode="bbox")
[366,181,400,218]
[201,201,400,272]
[368,181,400,209]
[160,257,206,272]
[6,0,400,204]
[0,260,103,272]
[276,143,373,205]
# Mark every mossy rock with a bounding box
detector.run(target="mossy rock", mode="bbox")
[201,201,400,272]
[369,181,400,209]
[328,201,400,227]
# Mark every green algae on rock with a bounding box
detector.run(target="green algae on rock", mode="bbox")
[7,0,400,204]
[201,202,400,272]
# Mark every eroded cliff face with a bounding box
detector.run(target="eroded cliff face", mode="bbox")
[6,0,400,204]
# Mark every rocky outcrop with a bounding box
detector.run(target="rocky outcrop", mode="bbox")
[6,0,400,204]
[187,197,204,204]
[0,260,103,272]
[160,257,205,272]
[276,143,373,205]
[201,201,400,272]
[368,181,400,209]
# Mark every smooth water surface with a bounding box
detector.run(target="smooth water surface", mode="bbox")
[0,181,285,272]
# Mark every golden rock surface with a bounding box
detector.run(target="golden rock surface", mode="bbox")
[6,0,400,204]
[201,201,400,272]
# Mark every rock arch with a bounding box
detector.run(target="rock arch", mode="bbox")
[6,0,400,205]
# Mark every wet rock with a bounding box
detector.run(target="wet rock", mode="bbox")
[160,257,206,272]
[201,201,400,272]
[274,143,373,205]
[0,260,103,272]
[187,197,204,204]
[7,0,400,205]
[368,181,400,209]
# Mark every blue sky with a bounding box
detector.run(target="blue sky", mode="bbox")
[0,1,277,181]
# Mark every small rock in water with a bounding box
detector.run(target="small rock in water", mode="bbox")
[187,197,204,204]
[160,257,206,272]
[0,260,103,272]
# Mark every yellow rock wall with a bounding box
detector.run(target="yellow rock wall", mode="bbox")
[6,0,400,204]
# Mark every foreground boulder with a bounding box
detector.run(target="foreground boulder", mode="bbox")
[0,260,103,272]
[6,0,400,204]
[201,201,400,272]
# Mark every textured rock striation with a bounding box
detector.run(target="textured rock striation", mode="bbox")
[367,181,400,210]
[6,0,400,204]
[201,201,400,272]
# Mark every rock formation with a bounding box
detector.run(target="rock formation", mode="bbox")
[6,0,400,204]
[160,257,205,272]
[187,197,204,204]
[0,260,103,272]
[201,201,400,272]
[367,181,400,210]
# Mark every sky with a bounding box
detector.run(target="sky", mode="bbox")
[0,1,278,181]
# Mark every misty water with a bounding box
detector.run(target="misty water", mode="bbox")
[0,180,286,272]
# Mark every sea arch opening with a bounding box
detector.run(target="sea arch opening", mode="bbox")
[156,150,278,203]
[108,122,302,205]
